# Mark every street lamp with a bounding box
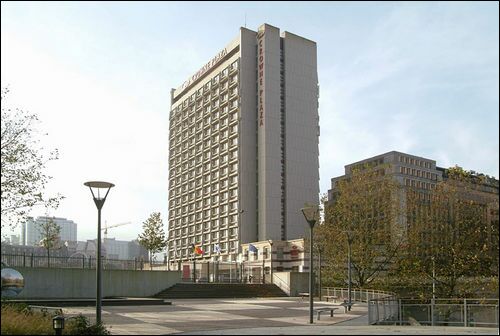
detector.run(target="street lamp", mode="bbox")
[345,231,354,311]
[317,244,323,301]
[84,181,114,326]
[301,205,319,324]
[268,240,273,284]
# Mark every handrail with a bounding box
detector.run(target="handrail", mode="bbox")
[321,287,396,302]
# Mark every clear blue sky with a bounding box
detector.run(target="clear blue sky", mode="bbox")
[2,1,499,242]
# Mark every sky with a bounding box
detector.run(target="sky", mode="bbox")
[1,1,499,242]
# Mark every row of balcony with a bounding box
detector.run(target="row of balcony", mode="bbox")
[169,116,239,155]
[172,73,239,120]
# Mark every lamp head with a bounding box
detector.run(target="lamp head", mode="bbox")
[52,315,65,330]
[84,181,114,209]
[301,205,319,228]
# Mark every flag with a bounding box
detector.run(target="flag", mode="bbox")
[214,244,221,254]
[194,245,203,255]
[249,244,258,254]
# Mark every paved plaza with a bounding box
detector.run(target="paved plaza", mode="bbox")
[61,297,498,335]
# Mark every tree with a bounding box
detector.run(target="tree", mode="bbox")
[138,212,167,270]
[320,164,405,288]
[1,87,63,230]
[399,166,498,297]
[38,216,61,268]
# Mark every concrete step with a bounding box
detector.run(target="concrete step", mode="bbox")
[9,298,171,307]
[155,283,287,299]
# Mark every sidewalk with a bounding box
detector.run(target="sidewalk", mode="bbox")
[176,325,499,335]
[59,297,498,335]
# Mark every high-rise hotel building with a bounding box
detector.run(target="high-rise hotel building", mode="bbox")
[167,24,319,262]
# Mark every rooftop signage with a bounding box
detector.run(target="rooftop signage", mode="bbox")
[178,48,228,95]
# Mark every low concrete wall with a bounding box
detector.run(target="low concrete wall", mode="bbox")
[13,267,181,299]
[273,272,309,296]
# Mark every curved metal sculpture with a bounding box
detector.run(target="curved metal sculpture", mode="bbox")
[1,268,24,298]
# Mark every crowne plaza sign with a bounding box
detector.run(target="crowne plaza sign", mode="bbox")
[181,48,228,91]
[257,30,265,127]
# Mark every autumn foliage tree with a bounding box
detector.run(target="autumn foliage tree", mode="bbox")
[399,166,498,297]
[319,164,405,288]
[138,212,167,269]
[1,88,63,230]
[38,216,61,267]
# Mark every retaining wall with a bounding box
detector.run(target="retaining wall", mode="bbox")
[12,267,181,299]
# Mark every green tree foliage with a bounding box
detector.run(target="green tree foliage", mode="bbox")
[138,212,167,269]
[38,216,61,267]
[319,164,405,288]
[399,165,498,297]
[1,88,63,230]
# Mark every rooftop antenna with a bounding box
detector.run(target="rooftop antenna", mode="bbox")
[244,13,247,28]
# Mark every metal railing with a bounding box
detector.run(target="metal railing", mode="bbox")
[369,297,499,328]
[321,287,396,302]
[179,261,255,283]
[1,253,149,271]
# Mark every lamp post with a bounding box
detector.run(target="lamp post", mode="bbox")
[345,231,353,311]
[301,205,319,324]
[191,244,196,283]
[84,181,114,326]
[317,244,323,301]
[268,240,273,284]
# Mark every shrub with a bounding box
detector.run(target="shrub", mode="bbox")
[1,303,110,335]
[66,314,111,335]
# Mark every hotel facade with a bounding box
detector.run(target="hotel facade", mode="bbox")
[167,24,319,263]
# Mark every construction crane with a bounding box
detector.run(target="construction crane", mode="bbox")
[101,221,132,239]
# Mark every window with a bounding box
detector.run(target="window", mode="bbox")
[221,179,228,188]
[230,227,237,237]
[230,61,238,72]
[277,248,284,260]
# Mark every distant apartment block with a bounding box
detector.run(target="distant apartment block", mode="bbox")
[64,238,149,261]
[22,216,77,246]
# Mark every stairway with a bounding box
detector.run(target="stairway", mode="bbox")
[154,283,288,299]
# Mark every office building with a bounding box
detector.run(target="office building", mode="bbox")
[168,23,320,263]
[22,216,77,246]
[327,150,499,245]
